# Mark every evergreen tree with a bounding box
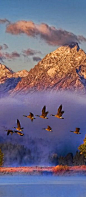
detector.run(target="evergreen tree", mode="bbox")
[78,135,86,160]
[73,151,85,165]
[0,149,4,166]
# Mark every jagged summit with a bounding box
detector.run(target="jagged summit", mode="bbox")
[63,42,80,51]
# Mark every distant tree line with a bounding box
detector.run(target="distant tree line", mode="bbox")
[0,142,41,166]
[49,151,85,166]
[0,135,86,166]
[49,135,86,166]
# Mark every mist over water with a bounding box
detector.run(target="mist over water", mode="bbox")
[0,91,86,165]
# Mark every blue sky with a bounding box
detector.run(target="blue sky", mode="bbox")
[0,0,86,72]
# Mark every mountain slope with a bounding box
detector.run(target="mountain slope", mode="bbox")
[0,42,86,95]
[0,64,29,96]
[11,42,86,94]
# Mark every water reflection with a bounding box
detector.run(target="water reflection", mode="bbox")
[0,175,86,197]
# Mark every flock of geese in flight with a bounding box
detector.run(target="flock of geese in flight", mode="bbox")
[5,104,81,136]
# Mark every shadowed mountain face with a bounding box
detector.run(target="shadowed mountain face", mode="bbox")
[0,77,21,97]
[0,42,86,95]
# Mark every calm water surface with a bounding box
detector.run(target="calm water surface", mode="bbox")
[0,175,86,197]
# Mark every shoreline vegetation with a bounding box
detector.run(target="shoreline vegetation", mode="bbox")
[0,165,86,175]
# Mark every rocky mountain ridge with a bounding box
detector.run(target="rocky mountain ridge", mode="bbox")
[0,42,86,95]
[12,42,86,94]
[0,64,29,95]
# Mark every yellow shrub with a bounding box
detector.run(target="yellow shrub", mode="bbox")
[53,165,69,173]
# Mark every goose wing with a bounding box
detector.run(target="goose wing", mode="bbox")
[42,106,46,116]
[61,111,64,115]
[15,131,24,136]
[44,111,49,117]
[57,104,62,115]
[7,130,13,135]
[7,130,10,135]
[75,128,80,132]
[17,119,21,129]
[30,112,34,117]
[17,132,24,136]
[47,125,52,130]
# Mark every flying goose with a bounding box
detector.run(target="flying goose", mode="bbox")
[43,125,53,132]
[70,128,81,134]
[51,104,64,119]
[13,119,24,131]
[36,105,49,119]
[23,112,35,122]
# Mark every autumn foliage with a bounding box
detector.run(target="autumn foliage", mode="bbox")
[53,165,69,174]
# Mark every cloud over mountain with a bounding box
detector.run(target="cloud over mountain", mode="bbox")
[0,51,20,62]
[0,46,41,63]
[0,52,5,62]
[3,44,8,50]
[0,18,10,24]
[22,48,41,56]
[0,46,3,50]
[5,52,20,59]
[6,20,86,46]
[33,56,42,62]
[0,44,8,50]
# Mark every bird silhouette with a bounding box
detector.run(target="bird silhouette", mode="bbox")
[36,105,49,119]
[51,104,64,119]
[23,112,35,122]
[43,125,53,132]
[13,119,24,131]
[70,128,81,134]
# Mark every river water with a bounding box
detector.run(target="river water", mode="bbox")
[0,175,86,197]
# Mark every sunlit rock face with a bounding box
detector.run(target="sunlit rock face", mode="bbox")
[11,42,86,94]
[0,64,13,83]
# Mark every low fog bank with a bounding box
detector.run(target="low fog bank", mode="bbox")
[0,91,86,165]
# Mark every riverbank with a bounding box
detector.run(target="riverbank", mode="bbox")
[0,165,86,175]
